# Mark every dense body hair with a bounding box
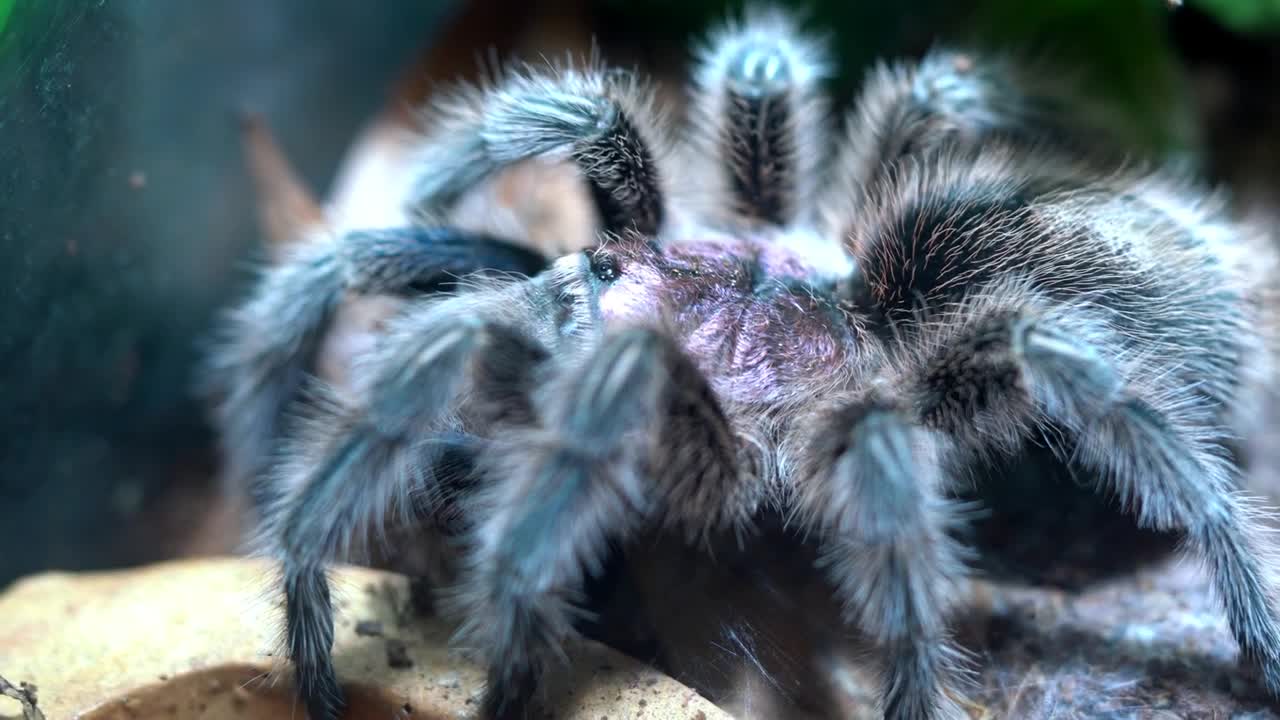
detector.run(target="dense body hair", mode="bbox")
[203,6,1280,720]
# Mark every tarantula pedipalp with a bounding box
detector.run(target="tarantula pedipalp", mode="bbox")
[204,7,1280,720]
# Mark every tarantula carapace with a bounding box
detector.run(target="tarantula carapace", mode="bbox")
[204,7,1280,719]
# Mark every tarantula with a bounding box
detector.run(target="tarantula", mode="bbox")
[205,7,1280,720]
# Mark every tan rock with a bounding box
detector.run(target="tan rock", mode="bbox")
[0,557,730,720]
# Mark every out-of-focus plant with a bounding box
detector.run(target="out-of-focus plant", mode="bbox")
[0,0,13,37]
[1192,0,1280,32]
[955,0,1195,156]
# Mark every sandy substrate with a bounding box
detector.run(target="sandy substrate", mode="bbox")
[0,556,729,720]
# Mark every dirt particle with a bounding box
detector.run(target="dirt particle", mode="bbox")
[402,701,414,714]
[638,699,647,707]
[693,712,707,720]
[386,638,414,669]
[129,171,147,189]
[355,619,384,637]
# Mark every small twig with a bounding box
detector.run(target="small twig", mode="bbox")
[0,674,46,720]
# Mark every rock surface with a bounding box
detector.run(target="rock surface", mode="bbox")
[5,541,1280,719]
[0,557,729,720]
[957,558,1280,719]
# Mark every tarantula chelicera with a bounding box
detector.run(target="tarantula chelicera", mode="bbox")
[205,7,1280,720]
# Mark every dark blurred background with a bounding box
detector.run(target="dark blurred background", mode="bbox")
[1,0,1278,588]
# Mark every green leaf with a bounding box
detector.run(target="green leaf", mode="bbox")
[1190,0,1280,32]
[956,0,1197,156]
[0,0,14,38]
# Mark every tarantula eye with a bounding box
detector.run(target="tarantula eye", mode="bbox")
[587,250,621,283]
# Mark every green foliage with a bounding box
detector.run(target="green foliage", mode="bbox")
[1192,0,1280,32]
[0,0,14,38]
[954,0,1196,155]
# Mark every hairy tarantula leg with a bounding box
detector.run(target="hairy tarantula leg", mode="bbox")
[917,306,1280,695]
[838,50,1081,181]
[821,51,1113,250]
[202,227,546,513]
[279,432,485,720]
[203,242,343,511]
[1079,401,1280,693]
[688,7,830,226]
[270,315,548,720]
[1047,378,1280,693]
[798,400,970,720]
[410,67,668,236]
[340,226,549,295]
[460,328,743,718]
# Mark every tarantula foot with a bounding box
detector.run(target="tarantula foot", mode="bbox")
[728,43,793,96]
[303,691,344,720]
[912,51,991,112]
[1258,651,1280,699]
[481,660,541,720]
[882,665,963,720]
